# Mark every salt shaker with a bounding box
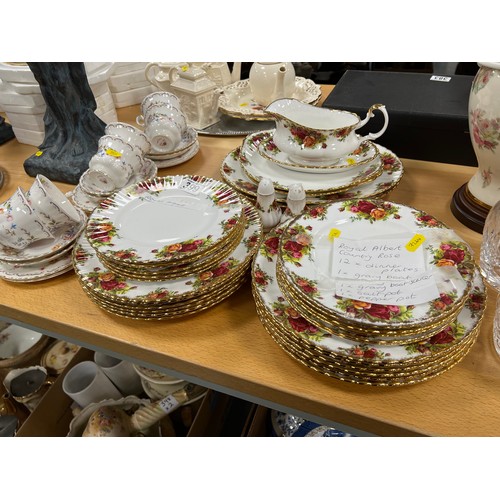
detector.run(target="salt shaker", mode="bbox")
[281,183,306,223]
[256,178,282,232]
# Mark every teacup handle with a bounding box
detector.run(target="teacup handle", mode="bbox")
[145,62,162,86]
[356,104,389,142]
[136,114,145,127]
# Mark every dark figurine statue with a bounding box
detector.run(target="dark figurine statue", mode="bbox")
[0,116,15,145]
[23,62,106,184]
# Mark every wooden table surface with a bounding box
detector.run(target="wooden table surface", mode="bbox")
[0,87,498,437]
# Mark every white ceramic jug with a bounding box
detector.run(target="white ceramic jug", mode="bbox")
[249,62,296,106]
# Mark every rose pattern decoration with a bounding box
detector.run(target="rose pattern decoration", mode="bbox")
[380,152,402,174]
[428,241,474,278]
[286,124,328,149]
[260,233,281,262]
[253,263,272,290]
[243,232,261,252]
[74,244,90,263]
[303,205,327,220]
[428,291,458,315]
[105,248,139,261]
[289,271,322,298]
[405,322,466,355]
[85,268,137,294]
[246,132,268,149]
[87,220,118,247]
[412,210,446,228]
[143,288,179,301]
[261,138,279,155]
[338,344,390,360]
[339,199,401,223]
[220,217,239,234]
[472,67,492,94]
[470,108,500,151]
[335,296,414,322]
[271,297,323,339]
[465,286,486,318]
[152,236,214,261]
[185,257,240,290]
[280,223,314,266]
[222,162,235,175]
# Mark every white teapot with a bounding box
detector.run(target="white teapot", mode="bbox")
[249,62,296,107]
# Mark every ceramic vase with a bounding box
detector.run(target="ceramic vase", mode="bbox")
[467,62,500,209]
[451,62,500,232]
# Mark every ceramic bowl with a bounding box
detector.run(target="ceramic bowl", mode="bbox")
[40,339,80,375]
[0,324,51,369]
[132,364,184,385]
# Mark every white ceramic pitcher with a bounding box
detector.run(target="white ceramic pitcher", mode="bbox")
[249,62,296,106]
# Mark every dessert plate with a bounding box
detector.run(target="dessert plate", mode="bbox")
[147,140,199,167]
[218,77,322,121]
[0,207,86,263]
[278,200,475,329]
[87,175,244,266]
[258,135,379,172]
[241,135,382,194]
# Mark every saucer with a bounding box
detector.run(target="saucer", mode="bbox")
[0,207,86,263]
[218,77,322,121]
[258,135,379,172]
[241,137,383,195]
[147,140,200,168]
[220,144,404,204]
[146,127,198,158]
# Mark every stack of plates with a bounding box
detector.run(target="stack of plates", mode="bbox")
[72,175,263,320]
[145,127,200,168]
[251,200,486,386]
[220,130,404,205]
[0,207,86,282]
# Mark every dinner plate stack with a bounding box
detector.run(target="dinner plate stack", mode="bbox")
[0,207,87,283]
[251,200,487,386]
[72,175,263,320]
[220,130,404,206]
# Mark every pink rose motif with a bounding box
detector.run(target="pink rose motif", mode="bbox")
[443,248,465,264]
[284,240,304,253]
[429,327,455,345]
[367,304,392,320]
[356,200,378,214]
[288,316,317,333]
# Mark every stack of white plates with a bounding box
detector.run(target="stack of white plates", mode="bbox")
[109,63,156,108]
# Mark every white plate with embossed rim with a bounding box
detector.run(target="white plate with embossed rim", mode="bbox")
[0,207,86,263]
[220,144,404,204]
[240,132,383,195]
[218,77,322,121]
[86,175,245,266]
[73,203,262,304]
[277,200,475,329]
[258,134,380,172]
[146,140,199,167]
[252,223,486,364]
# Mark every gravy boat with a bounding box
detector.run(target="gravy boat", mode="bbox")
[265,98,389,163]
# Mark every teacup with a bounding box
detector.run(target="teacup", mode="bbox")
[26,174,81,231]
[140,91,181,116]
[136,102,187,130]
[79,168,118,196]
[0,187,53,250]
[265,98,389,163]
[143,113,185,154]
[105,122,151,155]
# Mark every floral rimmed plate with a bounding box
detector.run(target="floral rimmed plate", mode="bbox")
[218,77,322,121]
[240,133,383,195]
[220,144,404,204]
[86,175,245,266]
[258,135,379,172]
[277,200,475,330]
[252,223,486,366]
[74,203,262,304]
[0,206,86,263]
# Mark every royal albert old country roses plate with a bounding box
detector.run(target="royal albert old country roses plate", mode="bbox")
[252,223,486,365]
[86,175,244,266]
[277,200,475,329]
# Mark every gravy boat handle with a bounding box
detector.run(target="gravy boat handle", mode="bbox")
[356,103,389,142]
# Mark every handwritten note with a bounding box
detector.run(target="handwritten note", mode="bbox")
[335,272,440,305]
[332,237,426,281]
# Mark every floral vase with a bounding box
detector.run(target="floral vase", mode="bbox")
[451,62,500,232]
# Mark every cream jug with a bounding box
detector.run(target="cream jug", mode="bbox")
[265,98,389,163]
[145,62,188,91]
[249,62,296,106]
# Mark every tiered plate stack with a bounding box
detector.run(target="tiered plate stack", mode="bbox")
[251,200,487,386]
[220,130,404,207]
[72,175,263,320]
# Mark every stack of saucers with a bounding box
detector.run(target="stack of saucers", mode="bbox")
[251,200,486,386]
[220,130,404,206]
[0,176,87,283]
[72,174,263,320]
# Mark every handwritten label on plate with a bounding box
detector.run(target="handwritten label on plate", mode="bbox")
[335,272,440,306]
[179,178,202,194]
[332,237,426,281]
